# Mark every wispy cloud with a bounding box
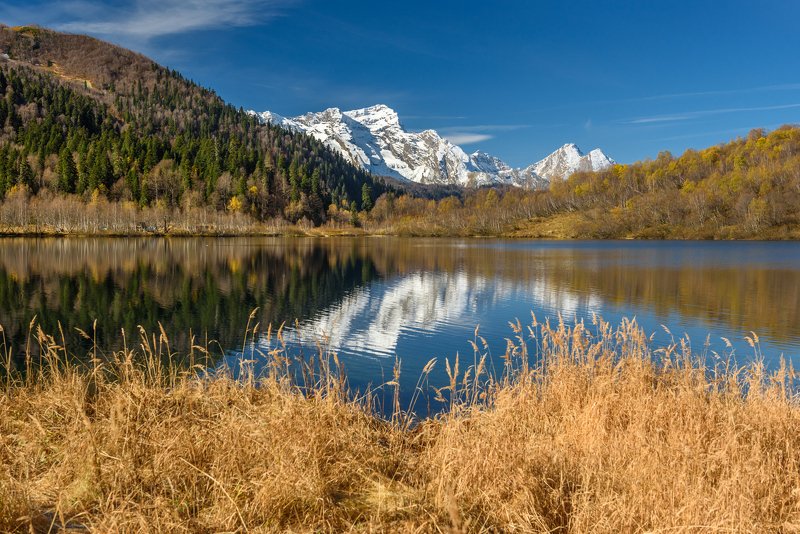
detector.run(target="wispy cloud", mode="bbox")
[635,83,800,102]
[629,114,693,124]
[520,82,800,115]
[439,124,530,133]
[434,123,531,146]
[626,103,800,125]
[647,122,790,143]
[442,133,494,145]
[648,127,755,143]
[402,115,467,121]
[424,124,533,145]
[2,0,296,41]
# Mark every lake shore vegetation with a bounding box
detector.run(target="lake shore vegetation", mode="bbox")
[2,316,799,532]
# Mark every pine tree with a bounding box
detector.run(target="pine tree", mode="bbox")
[311,167,320,195]
[18,159,35,190]
[361,183,373,211]
[289,159,300,203]
[57,147,78,193]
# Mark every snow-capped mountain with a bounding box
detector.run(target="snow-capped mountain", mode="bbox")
[251,104,614,188]
[527,143,615,180]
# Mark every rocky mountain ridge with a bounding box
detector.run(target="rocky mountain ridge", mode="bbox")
[253,104,615,188]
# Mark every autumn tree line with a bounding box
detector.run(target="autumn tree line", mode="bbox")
[360,126,800,238]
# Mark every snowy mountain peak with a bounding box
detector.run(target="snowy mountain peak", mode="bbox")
[470,151,512,174]
[256,110,287,124]
[301,107,343,122]
[252,104,614,188]
[343,104,402,130]
[530,143,615,181]
[587,148,615,170]
[556,143,585,163]
[356,103,396,115]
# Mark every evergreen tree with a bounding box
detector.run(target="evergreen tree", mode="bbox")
[57,147,78,193]
[17,159,34,190]
[289,159,300,203]
[361,183,373,211]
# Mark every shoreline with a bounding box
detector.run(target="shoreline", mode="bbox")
[1,228,798,240]
[3,208,800,240]
[0,223,800,241]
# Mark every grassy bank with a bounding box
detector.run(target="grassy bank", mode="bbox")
[1,317,799,532]
[3,188,800,239]
[5,216,800,240]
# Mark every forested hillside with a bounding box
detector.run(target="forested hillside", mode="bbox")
[0,24,383,230]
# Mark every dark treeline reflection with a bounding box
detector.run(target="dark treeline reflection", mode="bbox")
[0,238,798,368]
[0,237,378,366]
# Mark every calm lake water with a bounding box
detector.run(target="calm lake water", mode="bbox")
[1,237,799,407]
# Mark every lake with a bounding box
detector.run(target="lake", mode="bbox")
[1,237,799,408]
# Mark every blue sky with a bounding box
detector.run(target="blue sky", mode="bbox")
[2,0,800,165]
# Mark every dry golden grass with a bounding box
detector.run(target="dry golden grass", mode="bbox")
[504,212,588,239]
[1,316,799,533]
